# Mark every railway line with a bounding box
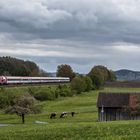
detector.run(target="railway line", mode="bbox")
[0,82,69,88]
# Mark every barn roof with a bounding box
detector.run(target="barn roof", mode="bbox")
[97,92,130,107]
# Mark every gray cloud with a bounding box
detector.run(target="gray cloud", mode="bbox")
[0,0,140,73]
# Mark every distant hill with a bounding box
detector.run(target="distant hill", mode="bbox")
[115,69,140,81]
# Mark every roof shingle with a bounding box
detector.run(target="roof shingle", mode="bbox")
[97,92,130,107]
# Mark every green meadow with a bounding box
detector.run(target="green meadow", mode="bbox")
[0,87,140,140]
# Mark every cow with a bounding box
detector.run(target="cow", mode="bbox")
[50,112,57,119]
[71,112,75,117]
[60,112,67,118]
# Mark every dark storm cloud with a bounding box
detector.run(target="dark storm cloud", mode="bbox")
[0,0,140,72]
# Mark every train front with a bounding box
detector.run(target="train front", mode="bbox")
[0,76,7,85]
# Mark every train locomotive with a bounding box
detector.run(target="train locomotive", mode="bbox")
[0,76,70,85]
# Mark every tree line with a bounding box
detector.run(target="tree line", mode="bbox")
[0,56,47,76]
[57,64,116,90]
[0,56,116,89]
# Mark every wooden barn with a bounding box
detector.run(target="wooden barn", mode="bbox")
[97,92,140,121]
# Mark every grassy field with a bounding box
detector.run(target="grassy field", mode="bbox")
[0,87,140,140]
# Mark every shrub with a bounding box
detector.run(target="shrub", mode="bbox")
[71,77,86,94]
[56,85,73,97]
[0,89,17,109]
[83,76,93,91]
[31,89,56,101]
[28,87,38,95]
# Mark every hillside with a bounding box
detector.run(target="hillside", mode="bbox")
[1,87,140,139]
[115,69,140,81]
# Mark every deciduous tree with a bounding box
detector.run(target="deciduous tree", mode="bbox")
[57,64,75,81]
[5,93,41,124]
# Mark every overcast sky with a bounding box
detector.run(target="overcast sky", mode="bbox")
[0,0,140,73]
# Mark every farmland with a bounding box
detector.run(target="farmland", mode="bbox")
[105,81,140,88]
[0,87,140,140]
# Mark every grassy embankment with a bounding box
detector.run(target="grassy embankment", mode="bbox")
[0,86,140,140]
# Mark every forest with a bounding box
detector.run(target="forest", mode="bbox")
[0,56,44,76]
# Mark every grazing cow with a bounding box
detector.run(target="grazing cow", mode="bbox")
[50,112,57,119]
[60,112,67,118]
[71,112,75,117]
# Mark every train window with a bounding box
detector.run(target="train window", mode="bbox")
[7,79,19,81]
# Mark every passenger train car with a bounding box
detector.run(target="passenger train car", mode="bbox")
[0,76,70,85]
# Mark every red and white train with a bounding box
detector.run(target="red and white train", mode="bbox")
[0,76,70,85]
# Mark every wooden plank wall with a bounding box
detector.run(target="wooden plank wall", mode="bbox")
[98,108,140,121]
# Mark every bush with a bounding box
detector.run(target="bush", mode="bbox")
[28,85,74,101]
[29,88,56,101]
[28,87,40,95]
[71,77,86,94]
[0,89,18,109]
[56,85,73,97]
[83,76,93,91]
